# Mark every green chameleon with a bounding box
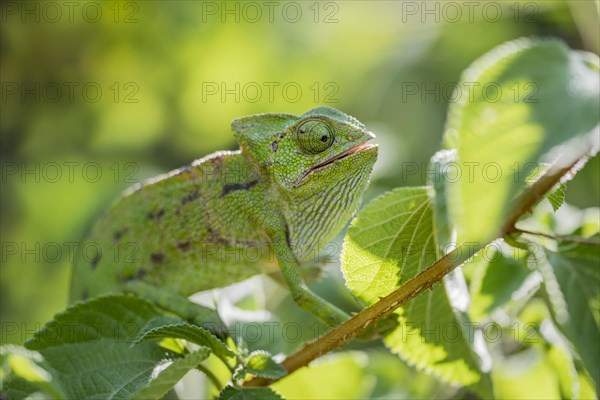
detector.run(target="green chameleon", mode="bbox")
[69,106,377,328]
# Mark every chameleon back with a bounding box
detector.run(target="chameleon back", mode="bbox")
[69,151,273,302]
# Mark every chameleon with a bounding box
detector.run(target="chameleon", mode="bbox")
[69,106,378,328]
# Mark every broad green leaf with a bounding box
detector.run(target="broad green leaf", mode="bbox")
[468,243,534,321]
[341,188,490,394]
[132,347,210,400]
[539,239,600,389]
[24,295,181,400]
[218,385,283,400]
[134,317,235,362]
[444,38,599,244]
[245,351,286,380]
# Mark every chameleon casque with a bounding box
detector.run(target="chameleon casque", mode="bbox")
[69,106,378,327]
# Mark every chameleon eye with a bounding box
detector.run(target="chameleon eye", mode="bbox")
[296,120,335,154]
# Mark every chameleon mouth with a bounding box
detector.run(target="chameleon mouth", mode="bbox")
[310,141,376,172]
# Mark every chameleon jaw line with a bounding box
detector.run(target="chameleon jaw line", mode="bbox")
[292,140,376,187]
[310,140,376,173]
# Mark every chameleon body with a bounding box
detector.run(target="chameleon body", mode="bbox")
[69,107,377,326]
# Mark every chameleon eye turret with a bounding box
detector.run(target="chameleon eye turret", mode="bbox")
[296,119,335,154]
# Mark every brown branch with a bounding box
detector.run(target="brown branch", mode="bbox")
[244,152,592,388]
[500,158,584,236]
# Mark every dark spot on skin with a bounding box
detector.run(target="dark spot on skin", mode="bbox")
[271,140,279,152]
[207,226,230,246]
[177,241,191,251]
[220,180,259,197]
[181,189,201,205]
[132,268,147,280]
[147,208,165,220]
[113,227,129,241]
[90,252,101,269]
[279,132,286,139]
[150,253,165,264]
[121,268,148,283]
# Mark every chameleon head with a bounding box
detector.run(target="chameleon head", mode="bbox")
[232,106,378,193]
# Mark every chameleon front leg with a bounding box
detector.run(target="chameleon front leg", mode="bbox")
[270,233,349,327]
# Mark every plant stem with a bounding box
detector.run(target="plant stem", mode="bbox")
[513,228,600,245]
[197,364,224,390]
[244,153,590,388]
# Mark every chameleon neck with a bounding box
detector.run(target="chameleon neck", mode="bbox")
[279,163,374,261]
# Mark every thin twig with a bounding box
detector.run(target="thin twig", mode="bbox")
[513,228,600,245]
[244,153,592,388]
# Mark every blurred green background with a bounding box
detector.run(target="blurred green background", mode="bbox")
[1,1,598,398]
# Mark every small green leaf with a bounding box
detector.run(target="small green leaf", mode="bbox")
[539,239,600,389]
[444,38,599,244]
[134,318,235,362]
[546,183,567,211]
[523,162,567,212]
[132,347,211,400]
[245,351,287,379]
[341,187,490,393]
[218,385,284,400]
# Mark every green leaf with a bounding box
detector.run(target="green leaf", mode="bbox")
[468,244,535,321]
[132,347,210,400]
[539,239,600,389]
[342,187,435,304]
[524,162,567,212]
[341,187,490,394]
[427,149,455,248]
[444,38,599,244]
[546,183,567,211]
[134,317,235,362]
[272,352,372,399]
[24,295,182,400]
[218,385,283,400]
[0,345,64,400]
[2,377,44,400]
[245,351,287,379]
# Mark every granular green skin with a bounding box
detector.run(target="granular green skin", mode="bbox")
[70,106,378,326]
